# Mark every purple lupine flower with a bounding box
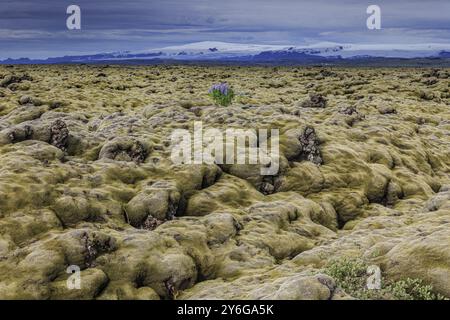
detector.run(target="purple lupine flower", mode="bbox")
[209,82,230,95]
[208,82,234,106]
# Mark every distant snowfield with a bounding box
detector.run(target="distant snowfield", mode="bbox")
[135,41,450,59]
[2,41,450,64]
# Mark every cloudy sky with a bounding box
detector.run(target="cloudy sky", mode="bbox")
[0,0,449,59]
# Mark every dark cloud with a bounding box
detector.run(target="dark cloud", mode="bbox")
[0,0,448,58]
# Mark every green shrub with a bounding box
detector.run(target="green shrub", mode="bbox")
[324,258,446,300]
[324,258,374,299]
[385,278,446,300]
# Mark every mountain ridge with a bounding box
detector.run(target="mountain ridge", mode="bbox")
[2,41,450,66]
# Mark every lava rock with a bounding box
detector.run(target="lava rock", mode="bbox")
[299,93,327,108]
[99,137,150,163]
[49,119,69,151]
[299,126,323,165]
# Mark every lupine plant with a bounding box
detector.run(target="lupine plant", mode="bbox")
[208,82,234,106]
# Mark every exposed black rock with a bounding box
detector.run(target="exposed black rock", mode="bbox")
[99,138,149,163]
[0,74,32,88]
[49,119,69,151]
[300,93,327,108]
[299,126,323,165]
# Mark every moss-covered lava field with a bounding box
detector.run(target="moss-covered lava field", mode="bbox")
[0,65,449,299]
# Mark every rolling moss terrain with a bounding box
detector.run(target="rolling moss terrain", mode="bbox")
[0,65,449,300]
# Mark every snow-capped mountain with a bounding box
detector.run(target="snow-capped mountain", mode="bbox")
[113,41,450,60]
[133,41,346,60]
[2,41,450,64]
